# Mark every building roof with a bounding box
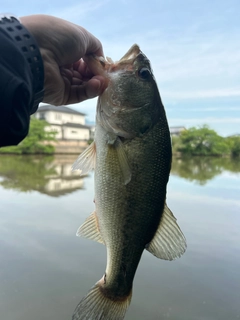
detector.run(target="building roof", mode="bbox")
[63,122,91,129]
[170,126,186,130]
[170,126,186,133]
[48,122,91,129]
[38,105,85,116]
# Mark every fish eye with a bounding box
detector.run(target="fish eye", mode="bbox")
[138,67,151,80]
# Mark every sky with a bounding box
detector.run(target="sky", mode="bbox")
[2,0,240,136]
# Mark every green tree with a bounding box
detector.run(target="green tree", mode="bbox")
[171,156,240,185]
[0,155,56,192]
[178,125,230,156]
[0,155,85,196]
[0,118,56,154]
[226,136,240,157]
[171,156,223,185]
[171,135,182,155]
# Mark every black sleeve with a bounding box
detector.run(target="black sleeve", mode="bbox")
[0,16,44,147]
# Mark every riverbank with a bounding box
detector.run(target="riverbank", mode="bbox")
[42,140,89,154]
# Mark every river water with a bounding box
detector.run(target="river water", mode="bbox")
[0,155,239,320]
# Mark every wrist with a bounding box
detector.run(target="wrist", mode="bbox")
[39,48,61,105]
[0,14,44,113]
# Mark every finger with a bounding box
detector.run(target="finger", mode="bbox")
[60,68,74,83]
[82,28,104,57]
[73,59,95,78]
[72,77,84,85]
[66,76,107,104]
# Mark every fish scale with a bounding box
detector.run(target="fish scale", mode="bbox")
[72,44,186,320]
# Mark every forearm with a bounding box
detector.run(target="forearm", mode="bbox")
[0,14,106,147]
[0,15,44,147]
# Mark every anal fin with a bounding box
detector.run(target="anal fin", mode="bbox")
[145,203,187,260]
[76,211,104,245]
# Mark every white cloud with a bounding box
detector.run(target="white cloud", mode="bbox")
[162,88,240,100]
[50,0,110,21]
[169,117,240,123]
[169,117,240,124]
[97,24,240,102]
[70,98,97,120]
[22,0,240,135]
[167,106,240,112]
[169,189,240,208]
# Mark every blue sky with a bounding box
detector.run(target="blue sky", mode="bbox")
[2,0,240,136]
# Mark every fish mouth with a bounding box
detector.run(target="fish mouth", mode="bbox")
[118,44,141,63]
[84,44,143,79]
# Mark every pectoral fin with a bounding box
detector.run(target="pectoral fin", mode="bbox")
[76,211,104,245]
[145,203,187,260]
[72,141,96,174]
[114,138,131,185]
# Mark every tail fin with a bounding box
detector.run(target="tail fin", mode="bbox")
[72,279,132,320]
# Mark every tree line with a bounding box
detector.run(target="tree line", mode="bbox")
[0,155,239,192]
[0,120,239,157]
[172,125,240,157]
[0,118,56,154]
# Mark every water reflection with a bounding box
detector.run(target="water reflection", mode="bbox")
[171,156,240,185]
[0,155,83,197]
[0,155,239,320]
[0,155,239,195]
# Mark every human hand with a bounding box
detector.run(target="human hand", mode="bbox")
[20,15,107,106]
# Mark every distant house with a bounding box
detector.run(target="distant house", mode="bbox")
[42,158,85,197]
[35,105,186,142]
[228,133,240,137]
[35,105,93,141]
[170,126,186,136]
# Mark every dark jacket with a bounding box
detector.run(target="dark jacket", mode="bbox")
[0,17,44,147]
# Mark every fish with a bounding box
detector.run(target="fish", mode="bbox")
[72,44,186,320]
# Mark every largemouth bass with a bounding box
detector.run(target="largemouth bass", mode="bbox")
[72,44,186,320]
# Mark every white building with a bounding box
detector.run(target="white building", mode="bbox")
[35,105,93,141]
[43,161,85,196]
[170,126,186,136]
[35,105,186,142]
